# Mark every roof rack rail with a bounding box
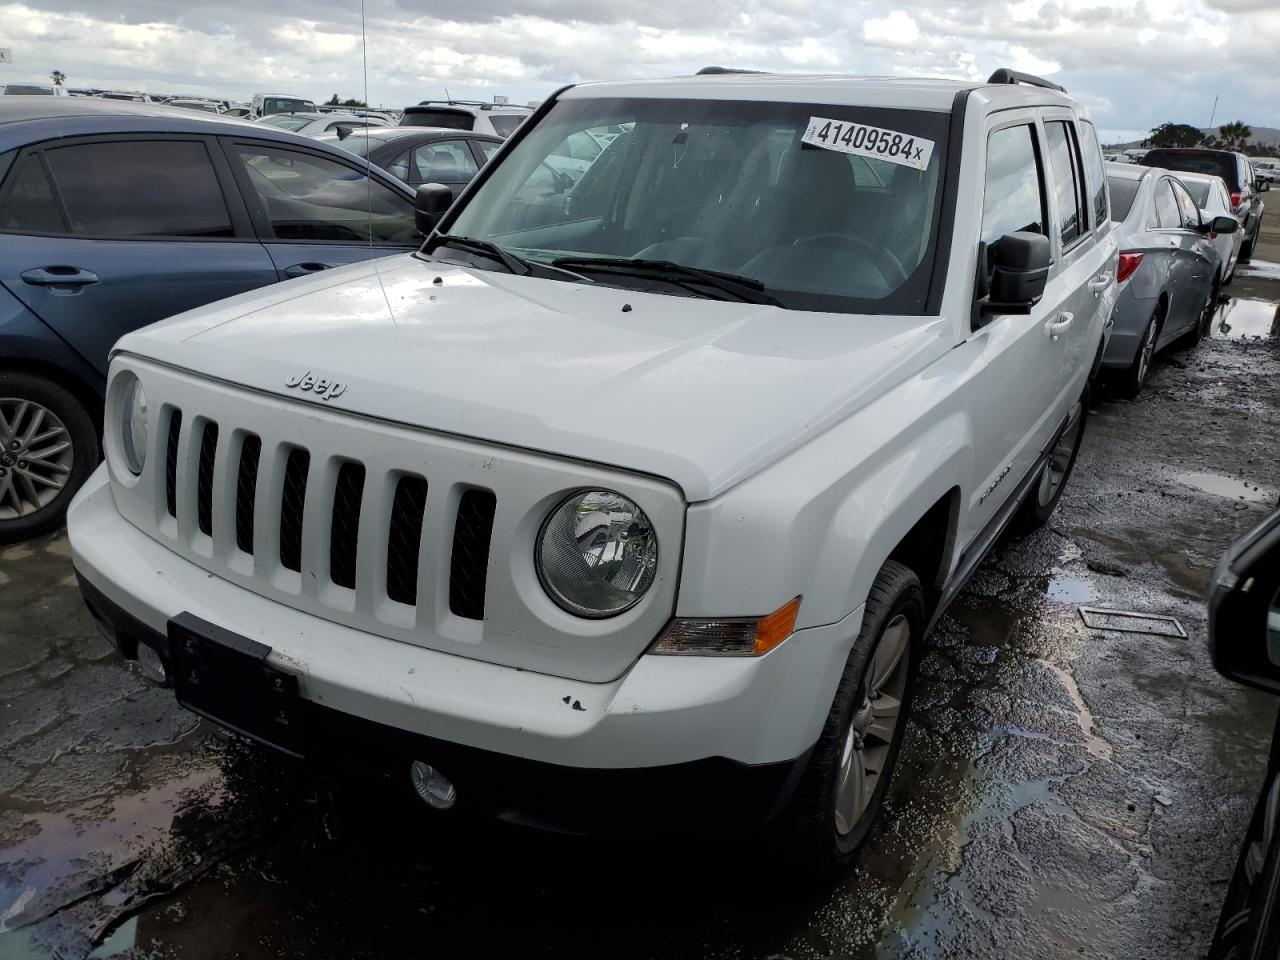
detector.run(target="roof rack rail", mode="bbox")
[695,66,769,76]
[414,99,529,110]
[987,68,1065,93]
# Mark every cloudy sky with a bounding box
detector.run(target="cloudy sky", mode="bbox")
[2,0,1276,143]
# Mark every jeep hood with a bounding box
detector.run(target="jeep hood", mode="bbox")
[116,255,952,502]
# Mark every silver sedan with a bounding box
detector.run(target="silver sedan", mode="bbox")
[1100,162,1236,397]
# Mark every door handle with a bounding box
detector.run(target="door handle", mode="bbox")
[283,262,331,279]
[20,266,99,287]
[1044,312,1073,340]
[1088,273,1112,296]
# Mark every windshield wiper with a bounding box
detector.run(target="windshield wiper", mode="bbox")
[549,256,783,306]
[430,235,531,275]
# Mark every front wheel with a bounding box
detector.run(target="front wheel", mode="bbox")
[776,560,923,878]
[1012,387,1088,534]
[1114,310,1160,399]
[0,372,99,544]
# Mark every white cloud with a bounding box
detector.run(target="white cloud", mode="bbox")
[862,10,921,49]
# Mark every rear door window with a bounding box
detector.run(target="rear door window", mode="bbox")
[1152,180,1181,228]
[0,153,64,233]
[1077,121,1108,229]
[403,109,473,130]
[1044,120,1087,245]
[1106,176,1140,221]
[43,140,232,238]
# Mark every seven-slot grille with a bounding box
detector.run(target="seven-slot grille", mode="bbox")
[162,408,496,621]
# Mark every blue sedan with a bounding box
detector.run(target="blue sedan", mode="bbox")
[0,97,420,542]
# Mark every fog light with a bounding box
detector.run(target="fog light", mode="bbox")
[136,644,168,685]
[410,761,456,810]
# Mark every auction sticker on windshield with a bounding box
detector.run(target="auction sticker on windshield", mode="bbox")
[801,117,934,171]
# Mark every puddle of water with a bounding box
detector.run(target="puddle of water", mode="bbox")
[1236,259,1280,282]
[1046,571,1094,605]
[1040,660,1114,761]
[1176,471,1273,503]
[1212,297,1278,339]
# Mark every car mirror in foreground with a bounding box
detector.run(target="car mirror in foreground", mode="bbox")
[1202,215,1240,235]
[976,231,1051,318]
[1258,179,1271,193]
[414,183,454,236]
[1209,508,1280,696]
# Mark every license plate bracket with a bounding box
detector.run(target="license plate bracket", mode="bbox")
[168,612,306,757]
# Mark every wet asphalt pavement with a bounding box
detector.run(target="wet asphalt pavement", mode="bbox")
[2,269,1279,960]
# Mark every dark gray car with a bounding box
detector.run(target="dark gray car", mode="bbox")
[1142,148,1268,263]
[1101,162,1235,396]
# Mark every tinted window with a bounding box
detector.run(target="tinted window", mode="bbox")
[981,124,1046,247]
[1107,177,1140,221]
[45,141,232,238]
[234,144,416,244]
[385,149,411,181]
[477,141,500,163]
[489,114,525,138]
[401,109,473,130]
[1143,150,1239,191]
[0,153,63,233]
[412,140,478,183]
[1077,121,1108,228]
[1044,121,1085,245]
[1153,181,1180,228]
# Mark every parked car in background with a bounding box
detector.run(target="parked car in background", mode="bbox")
[100,91,158,103]
[223,106,251,118]
[1101,162,1235,396]
[1143,148,1268,263]
[316,126,501,202]
[256,111,389,136]
[1250,158,1280,184]
[399,99,532,137]
[250,93,318,119]
[67,68,1116,874]
[1124,148,1149,163]
[1178,171,1244,284]
[1206,507,1280,960]
[1104,152,1125,163]
[166,98,222,114]
[3,84,61,96]
[0,97,420,542]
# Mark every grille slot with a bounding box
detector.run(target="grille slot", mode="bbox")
[329,461,366,589]
[449,489,496,621]
[386,475,428,605]
[279,448,310,573]
[235,435,261,554]
[164,410,181,518]
[196,422,218,536]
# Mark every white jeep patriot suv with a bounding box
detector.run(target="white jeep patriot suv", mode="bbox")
[69,67,1116,872]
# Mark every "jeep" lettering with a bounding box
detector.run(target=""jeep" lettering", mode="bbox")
[284,370,346,401]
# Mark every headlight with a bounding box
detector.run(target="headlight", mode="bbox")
[119,372,148,475]
[536,490,658,618]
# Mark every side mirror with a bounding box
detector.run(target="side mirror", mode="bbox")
[1209,508,1280,695]
[414,182,453,236]
[1258,179,1271,193]
[1203,215,1239,235]
[978,231,1051,316]
[334,124,352,141]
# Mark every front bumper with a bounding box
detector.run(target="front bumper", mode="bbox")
[69,466,863,830]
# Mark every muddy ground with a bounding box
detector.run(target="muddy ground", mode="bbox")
[2,267,1278,960]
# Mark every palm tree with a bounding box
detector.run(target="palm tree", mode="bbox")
[50,70,66,88]
[1218,121,1252,151]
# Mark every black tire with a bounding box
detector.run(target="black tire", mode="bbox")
[1240,221,1257,264]
[775,560,924,879]
[1113,307,1161,399]
[1185,275,1221,347]
[1012,385,1088,534]
[0,372,99,545]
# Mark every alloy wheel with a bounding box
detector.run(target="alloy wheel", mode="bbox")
[1136,315,1159,388]
[0,398,74,521]
[835,614,911,836]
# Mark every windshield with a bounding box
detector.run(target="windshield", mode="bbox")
[446,97,951,315]
[1107,176,1141,221]
[263,98,316,115]
[1144,150,1238,190]
[402,109,474,130]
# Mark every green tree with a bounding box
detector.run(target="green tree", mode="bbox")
[326,93,340,105]
[49,70,66,87]
[1218,121,1252,150]
[1147,122,1204,148]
